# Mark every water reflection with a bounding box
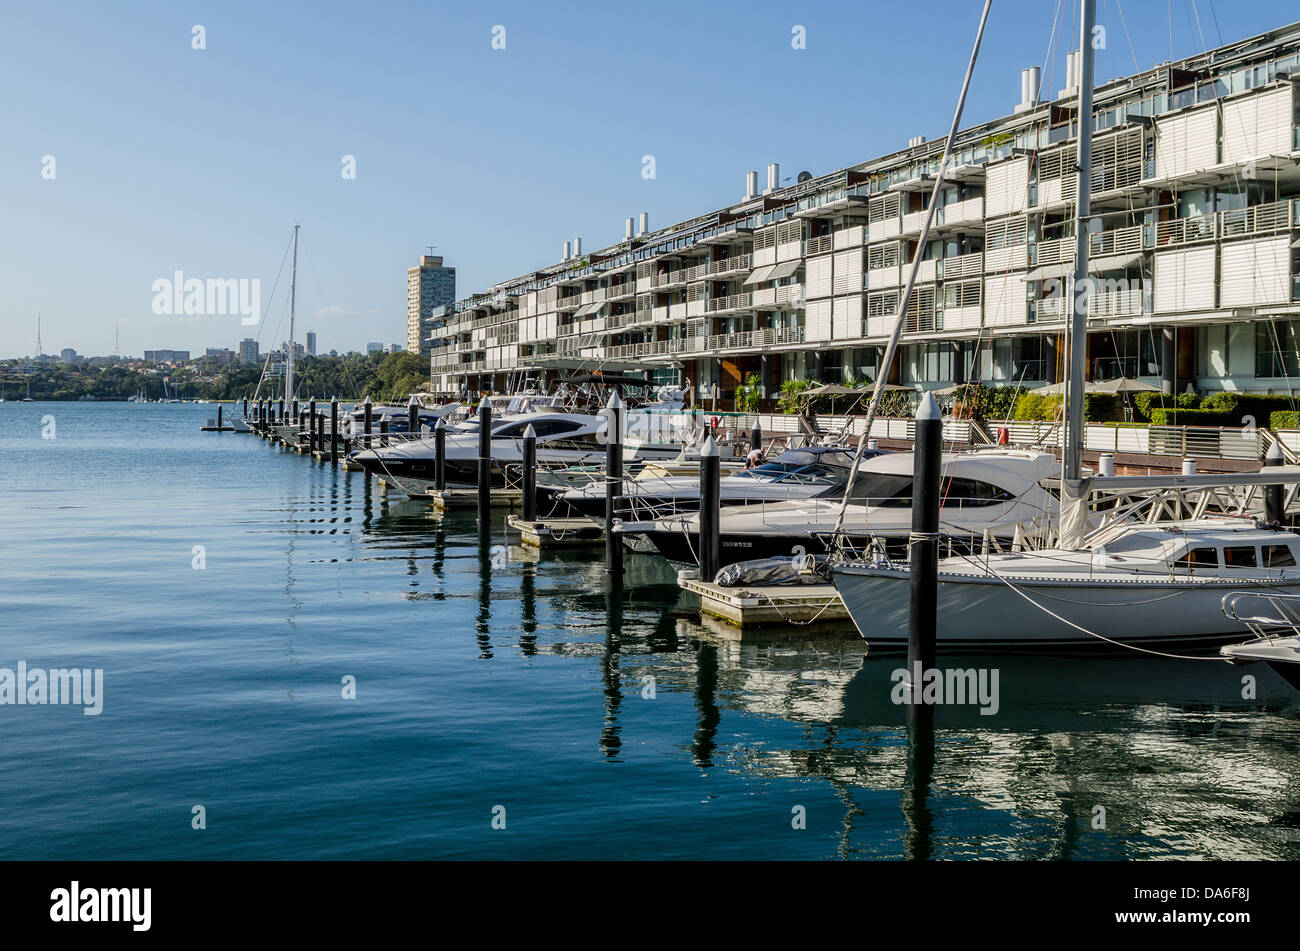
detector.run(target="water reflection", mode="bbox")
[476,524,493,659]
[601,581,623,760]
[519,558,538,656]
[692,640,720,770]
[340,474,1300,859]
[674,630,1300,858]
[902,704,934,861]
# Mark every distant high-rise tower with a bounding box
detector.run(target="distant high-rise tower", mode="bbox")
[239,338,260,364]
[305,332,317,356]
[407,255,456,355]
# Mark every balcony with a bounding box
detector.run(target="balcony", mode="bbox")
[1154,213,1216,247]
[1034,295,1067,322]
[1088,286,1146,319]
[1219,198,1293,240]
[833,225,868,250]
[708,253,751,276]
[607,341,654,360]
[935,196,984,229]
[806,234,835,256]
[867,264,901,288]
[937,250,983,280]
[900,208,929,237]
[775,284,804,307]
[706,331,754,351]
[706,292,753,314]
[1090,223,1144,256]
[1034,235,1073,267]
[653,268,689,288]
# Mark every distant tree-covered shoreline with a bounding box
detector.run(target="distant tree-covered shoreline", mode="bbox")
[0,351,430,402]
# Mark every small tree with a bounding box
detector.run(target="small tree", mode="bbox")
[734,373,762,412]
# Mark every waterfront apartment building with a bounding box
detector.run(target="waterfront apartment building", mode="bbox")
[407,255,456,355]
[238,338,260,364]
[430,21,1300,405]
[306,332,317,356]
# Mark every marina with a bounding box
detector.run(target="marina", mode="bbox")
[8,0,1300,919]
[4,399,1300,865]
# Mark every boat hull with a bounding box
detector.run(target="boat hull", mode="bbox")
[832,565,1300,647]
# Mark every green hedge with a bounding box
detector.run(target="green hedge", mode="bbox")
[1270,411,1300,430]
[946,383,1027,422]
[1012,392,1062,420]
[1199,392,1296,428]
[1011,392,1123,421]
[1148,408,1237,426]
[1132,391,1199,420]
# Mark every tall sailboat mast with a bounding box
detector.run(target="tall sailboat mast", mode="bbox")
[286,224,299,404]
[1063,0,1096,481]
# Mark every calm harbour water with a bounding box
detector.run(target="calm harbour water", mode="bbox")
[0,401,1298,860]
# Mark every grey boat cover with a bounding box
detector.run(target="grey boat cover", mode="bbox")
[713,555,829,587]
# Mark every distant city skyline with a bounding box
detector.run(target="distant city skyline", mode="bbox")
[1,0,1284,358]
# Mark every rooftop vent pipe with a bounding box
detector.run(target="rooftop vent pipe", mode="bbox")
[1015,66,1041,113]
[1057,50,1080,99]
[763,163,779,195]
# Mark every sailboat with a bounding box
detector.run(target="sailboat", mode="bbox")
[830,0,1300,649]
[241,225,300,432]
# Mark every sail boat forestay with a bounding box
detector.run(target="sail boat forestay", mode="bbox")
[830,0,1300,649]
[286,224,299,406]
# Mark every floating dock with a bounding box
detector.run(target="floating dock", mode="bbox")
[432,488,524,512]
[680,578,849,628]
[506,516,604,548]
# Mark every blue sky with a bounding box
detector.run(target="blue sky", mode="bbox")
[0,0,1285,358]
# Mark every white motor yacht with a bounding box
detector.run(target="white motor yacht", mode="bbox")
[540,446,870,523]
[350,409,685,497]
[619,449,1061,567]
[833,517,1300,648]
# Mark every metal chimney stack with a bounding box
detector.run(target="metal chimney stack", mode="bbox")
[1015,66,1041,113]
[638,212,649,236]
[764,163,779,195]
[625,217,634,240]
[573,237,581,258]
[745,171,758,200]
[562,240,571,261]
[1058,51,1079,99]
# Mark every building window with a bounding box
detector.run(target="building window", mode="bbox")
[1255,320,1300,379]
[902,342,954,384]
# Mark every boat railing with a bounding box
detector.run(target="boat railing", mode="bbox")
[1220,591,1300,640]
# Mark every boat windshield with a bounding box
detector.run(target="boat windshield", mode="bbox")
[829,473,914,505]
[734,462,847,485]
[822,473,1016,506]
